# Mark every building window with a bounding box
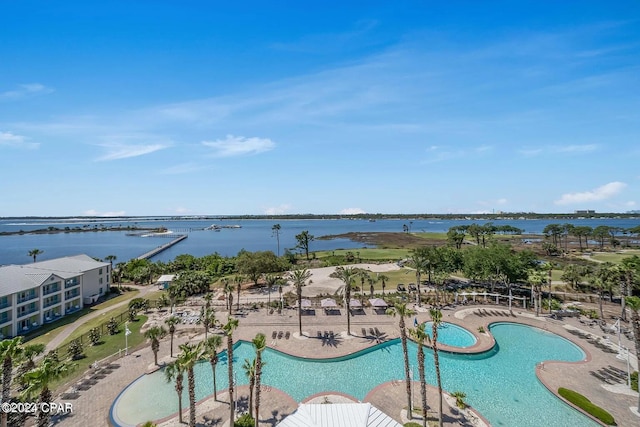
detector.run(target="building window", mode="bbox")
[99,278,103,285]
[99,268,103,275]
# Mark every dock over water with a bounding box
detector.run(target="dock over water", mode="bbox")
[137,234,187,260]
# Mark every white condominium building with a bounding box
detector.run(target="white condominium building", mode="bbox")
[0,254,110,338]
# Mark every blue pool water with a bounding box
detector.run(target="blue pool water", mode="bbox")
[424,321,476,347]
[111,322,597,427]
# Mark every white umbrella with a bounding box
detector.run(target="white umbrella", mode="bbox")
[321,298,338,308]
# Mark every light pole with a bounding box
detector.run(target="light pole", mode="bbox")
[124,321,131,355]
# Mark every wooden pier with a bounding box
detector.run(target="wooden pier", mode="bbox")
[137,234,187,260]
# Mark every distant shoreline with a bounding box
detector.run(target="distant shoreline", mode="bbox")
[0,225,161,237]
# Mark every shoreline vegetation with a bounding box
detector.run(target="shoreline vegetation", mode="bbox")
[0,225,164,236]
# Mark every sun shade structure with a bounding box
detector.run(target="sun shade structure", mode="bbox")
[321,298,338,308]
[277,403,402,427]
[368,298,388,308]
[349,299,362,307]
[298,299,313,309]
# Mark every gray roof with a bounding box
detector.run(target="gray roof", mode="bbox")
[277,403,402,427]
[0,254,108,296]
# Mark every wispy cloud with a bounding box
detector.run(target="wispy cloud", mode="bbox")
[264,204,292,215]
[270,20,379,54]
[159,162,206,175]
[555,181,626,205]
[555,144,598,153]
[95,142,169,161]
[339,208,366,215]
[202,135,275,157]
[82,209,126,216]
[0,131,39,149]
[0,83,54,100]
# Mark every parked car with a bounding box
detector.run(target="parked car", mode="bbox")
[397,284,407,292]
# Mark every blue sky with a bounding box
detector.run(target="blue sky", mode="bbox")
[1,1,639,216]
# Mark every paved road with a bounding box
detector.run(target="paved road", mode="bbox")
[44,284,157,352]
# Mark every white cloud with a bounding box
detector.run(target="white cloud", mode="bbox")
[555,144,598,153]
[496,198,508,205]
[264,204,292,215]
[96,143,169,161]
[0,83,54,100]
[83,209,126,216]
[555,181,627,205]
[202,135,275,157]
[518,148,542,157]
[0,131,39,149]
[339,208,366,215]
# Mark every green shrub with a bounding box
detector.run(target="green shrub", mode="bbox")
[107,317,119,335]
[404,423,422,427]
[67,339,84,360]
[89,327,101,346]
[631,371,638,392]
[234,413,255,427]
[558,387,616,425]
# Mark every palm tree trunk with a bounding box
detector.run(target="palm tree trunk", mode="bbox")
[228,336,235,424]
[1,357,12,427]
[298,289,303,336]
[418,345,427,427]
[177,378,184,424]
[248,375,255,419]
[211,360,218,400]
[36,387,52,427]
[188,368,196,427]
[433,330,443,427]
[400,318,412,419]
[346,286,351,336]
[254,355,262,427]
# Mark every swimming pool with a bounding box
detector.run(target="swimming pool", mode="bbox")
[111,322,597,427]
[424,321,476,347]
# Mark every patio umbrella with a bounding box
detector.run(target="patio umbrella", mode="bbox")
[321,298,338,308]
[368,298,388,308]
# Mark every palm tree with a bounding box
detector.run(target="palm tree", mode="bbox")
[409,322,430,427]
[223,317,240,424]
[204,335,223,400]
[178,342,205,427]
[105,254,117,271]
[252,333,266,427]
[144,325,168,365]
[165,316,181,358]
[430,308,444,427]
[222,278,234,316]
[408,249,428,306]
[16,343,46,392]
[286,268,312,336]
[0,337,24,427]
[386,302,416,420]
[165,359,186,424]
[335,266,358,336]
[625,296,640,410]
[264,274,282,313]
[378,274,389,295]
[21,357,73,427]
[28,248,43,263]
[272,224,281,256]
[243,358,256,419]
[199,306,217,340]
[235,275,244,312]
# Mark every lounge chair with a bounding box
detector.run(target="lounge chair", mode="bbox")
[317,331,322,338]
[272,331,277,339]
[362,328,367,336]
[277,331,284,339]
[369,328,375,336]
[285,331,290,339]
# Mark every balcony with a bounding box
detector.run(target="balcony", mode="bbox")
[65,290,80,300]
[43,296,61,309]
[17,292,38,305]
[43,285,61,296]
[0,299,10,310]
[43,312,62,323]
[65,279,80,289]
[17,304,39,319]
[0,314,11,325]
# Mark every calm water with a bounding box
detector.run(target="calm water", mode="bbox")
[2,217,639,266]
[111,322,596,427]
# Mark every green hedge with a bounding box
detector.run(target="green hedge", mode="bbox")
[404,423,422,427]
[631,371,638,392]
[558,387,616,426]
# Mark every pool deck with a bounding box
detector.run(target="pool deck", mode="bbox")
[53,301,639,427]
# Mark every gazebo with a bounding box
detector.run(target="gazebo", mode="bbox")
[321,298,339,314]
[368,298,388,314]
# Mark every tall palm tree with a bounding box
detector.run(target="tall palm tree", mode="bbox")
[272,224,281,256]
[252,333,266,427]
[144,325,168,365]
[204,335,223,401]
[386,302,416,420]
[378,274,389,295]
[243,358,256,419]
[409,322,430,427]
[430,308,444,427]
[105,254,117,271]
[0,337,24,427]
[235,275,244,312]
[286,268,312,336]
[20,357,73,427]
[625,296,640,410]
[199,306,217,340]
[222,278,234,316]
[408,249,428,306]
[264,274,282,313]
[28,248,43,263]
[165,360,186,424]
[165,316,181,358]
[16,343,46,392]
[335,266,358,336]
[223,317,239,424]
[178,342,205,427]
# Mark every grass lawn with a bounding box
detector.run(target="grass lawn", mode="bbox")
[62,304,140,345]
[53,315,148,392]
[315,248,410,261]
[591,250,640,263]
[24,290,140,347]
